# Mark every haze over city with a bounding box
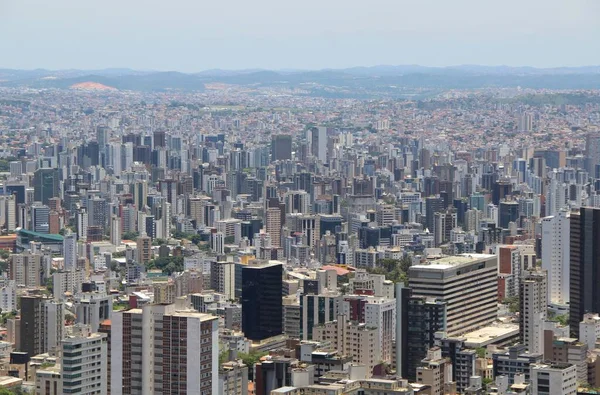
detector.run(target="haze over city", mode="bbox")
[1,0,600,71]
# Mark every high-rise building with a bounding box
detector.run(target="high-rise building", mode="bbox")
[342,295,396,363]
[396,285,447,381]
[20,296,47,356]
[586,132,600,173]
[136,234,151,265]
[312,314,381,377]
[31,202,50,233]
[271,134,292,161]
[265,207,282,247]
[111,304,219,394]
[569,207,600,338]
[541,210,570,307]
[110,215,121,246]
[73,292,112,332]
[520,269,547,354]
[210,260,236,300]
[63,231,77,271]
[33,168,60,205]
[241,261,283,341]
[10,251,45,287]
[309,126,327,163]
[498,245,522,300]
[408,254,497,337]
[61,325,108,395]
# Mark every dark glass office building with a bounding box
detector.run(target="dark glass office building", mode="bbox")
[570,207,600,338]
[242,262,283,341]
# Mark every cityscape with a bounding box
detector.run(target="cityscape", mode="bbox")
[0,68,597,395]
[1,2,600,395]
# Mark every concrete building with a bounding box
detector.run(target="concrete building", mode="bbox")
[73,292,112,332]
[415,347,453,395]
[0,280,17,313]
[342,295,396,363]
[283,296,301,339]
[63,232,77,271]
[300,292,342,341]
[541,210,570,308]
[61,326,107,395]
[219,360,248,395]
[136,234,151,265]
[152,282,175,304]
[520,269,547,354]
[408,254,498,336]
[530,363,577,395]
[312,314,381,377]
[348,270,394,298]
[265,208,282,247]
[111,304,219,394]
[210,260,236,300]
[544,336,588,383]
[492,344,543,384]
[53,269,85,300]
[44,300,65,354]
[10,251,45,287]
[498,246,522,300]
[580,313,600,351]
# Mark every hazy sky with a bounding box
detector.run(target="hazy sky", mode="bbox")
[1,0,599,71]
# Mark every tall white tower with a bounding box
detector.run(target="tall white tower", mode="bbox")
[541,209,570,307]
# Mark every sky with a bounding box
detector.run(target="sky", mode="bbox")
[0,0,599,71]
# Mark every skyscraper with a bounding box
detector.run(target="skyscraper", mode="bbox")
[265,207,282,247]
[541,210,570,307]
[519,270,547,354]
[309,126,327,163]
[408,254,497,337]
[241,261,283,341]
[570,207,600,338]
[63,231,77,271]
[111,304,219,394]
[20,295,48,356]
[61,326,108,395]
[586,132,600,173]
[271,134,292,161]
[33,168,60,205]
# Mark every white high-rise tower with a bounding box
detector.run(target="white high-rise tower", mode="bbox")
[541,209,570,307]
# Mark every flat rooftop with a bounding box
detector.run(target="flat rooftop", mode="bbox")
[462,323,520,348]
[411,253,496,271]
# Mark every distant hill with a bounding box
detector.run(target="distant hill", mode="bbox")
[0,71,206,92]
[1,65,600,94]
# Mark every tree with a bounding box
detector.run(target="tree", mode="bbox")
[476,347,487,359]
[504,296,520,313]
[224,236,235,244]
[482,377,493,389]
[0,249,10,260]
[122,231,139,241]
[239,350,268,381]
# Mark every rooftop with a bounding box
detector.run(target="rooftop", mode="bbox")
[411,253,496,271]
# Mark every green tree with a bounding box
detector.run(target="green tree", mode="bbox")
[504,296,520,313]
[476,347,487,358]
[0,249,10,260]
[224,236,235,244]
[482,377,493,389]
[122,231,139,241]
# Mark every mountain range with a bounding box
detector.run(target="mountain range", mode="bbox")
[1,65,599,96]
